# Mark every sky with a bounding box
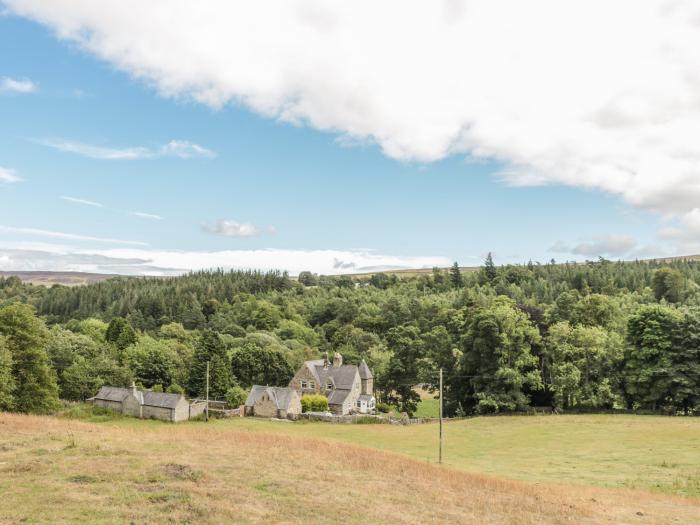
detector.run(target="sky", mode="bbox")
[1,0,699,276]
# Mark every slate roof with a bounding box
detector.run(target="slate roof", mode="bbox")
[92,386,184,410]
[358,394,374,402]
[327,389,351,405]
[93,386,131,403]
[142,391,184,409]
[246,386,298,411]
[313,364,359,390]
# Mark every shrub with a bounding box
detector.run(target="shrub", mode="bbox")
[151,384,164,393]
[166,383,185,394]
[225,385,247,408]
[375,401,391,414]
[301,394,328,413]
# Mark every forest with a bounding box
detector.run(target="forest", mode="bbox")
[1,255,699,416]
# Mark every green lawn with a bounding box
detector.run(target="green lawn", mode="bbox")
[199,414,700,498]
[414,396,439,418]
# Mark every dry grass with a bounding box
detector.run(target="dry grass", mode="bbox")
[0,413,698,524]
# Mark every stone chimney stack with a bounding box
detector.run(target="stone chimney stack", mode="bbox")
[333,352,343,368]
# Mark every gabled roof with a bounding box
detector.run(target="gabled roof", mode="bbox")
[246,386,299,411]
[92,386,183,409]
[327,389,351,405]
[93,386,131,403]
[313,364,359,390]
[142,391,184,409]
[358,360,373,380]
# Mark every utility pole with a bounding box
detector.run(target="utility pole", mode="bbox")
[439,367,443,465]
[205,361,210,422]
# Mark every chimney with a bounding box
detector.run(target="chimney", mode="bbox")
[333,352,343,368]
[323,352,329,369]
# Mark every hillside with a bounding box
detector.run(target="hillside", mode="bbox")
[1,413,698,524]
[0,271,115,286]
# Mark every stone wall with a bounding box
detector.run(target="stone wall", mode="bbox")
[142,405,174,421]
[122,394,142,418]
[253,394,279,418]
[93,399,122,413]
[189,401,207,419]
[289,365,321,395]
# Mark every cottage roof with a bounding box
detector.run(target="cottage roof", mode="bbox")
[327,389,351,406]
[93,386,131,403]
[246,386,298,411]
[142,391,184,409]
[358,394,374,402]
[313,364,358,390]
[358,360,373,380]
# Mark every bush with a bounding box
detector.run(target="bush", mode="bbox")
[301,394,328,413]
[166,383,185,394]
[226,385,247,408]
[375,401,392,414]
[151,384,164,393]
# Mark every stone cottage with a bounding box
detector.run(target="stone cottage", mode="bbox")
[89,384,206,422]
[244,386,301,419]
[289,352,375,415]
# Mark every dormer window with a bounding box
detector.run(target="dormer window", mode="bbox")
[326,382,333,390]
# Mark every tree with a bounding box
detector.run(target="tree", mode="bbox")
[61,355,132,401]
[479,252,497,284]
[457,298,541,414]
[624,305,683,410]
[188,330,232,398]
[122,337,180,388]
[0,337,15,410]
[450,262,463,288]
[105,317,138,352]
[383,325,424,416]
[652,268,685,303]
[230,342,294,387]
[298,271,319,287]
[0,304,60,413]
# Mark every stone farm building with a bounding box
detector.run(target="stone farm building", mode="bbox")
[89,385,207,422]
[288,352,376,415]
[244,386,301,419]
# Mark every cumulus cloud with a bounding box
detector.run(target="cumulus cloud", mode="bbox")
[550,235,640,258]
[203,220,274,238]
[7,0,700,232]
[0,225,148,246]
[35,137,215,160]
[0,166,21,183]
[0,242,450,276]
[1,76,37,93]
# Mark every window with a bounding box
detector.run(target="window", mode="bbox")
[301,381,308,389]
[309,381,316,389]
[356,400,362,408]
[326,382,333,390]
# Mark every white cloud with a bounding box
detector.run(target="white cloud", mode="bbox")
[159,140,216,159]
[0,166,21,183]
[35,137,215,160]
[7,0,700,230]
[0,242,451,275]
[131,211,163,220]
[1,76,37,93]
[203,220,274,238]
[60,195,103,207]
[550,235,638,258]
[0,225,148,246]
[37,138,151,160]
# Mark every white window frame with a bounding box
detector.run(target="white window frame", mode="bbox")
[301,381,308,389]
[309,381,316,389]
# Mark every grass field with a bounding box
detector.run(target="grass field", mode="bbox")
[1,412,699,524]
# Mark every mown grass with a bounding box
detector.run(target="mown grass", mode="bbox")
[1,412,699,524]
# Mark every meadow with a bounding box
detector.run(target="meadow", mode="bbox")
[1,412,699,525]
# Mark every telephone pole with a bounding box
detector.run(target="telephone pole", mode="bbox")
[439,367,443,465]
[205,361,210,422]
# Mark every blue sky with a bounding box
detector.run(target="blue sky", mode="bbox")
[0,4,690,275]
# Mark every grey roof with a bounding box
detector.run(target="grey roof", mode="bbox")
[358,394,374,402]
[93,386,183,410]
[327,389,351,405]
[358,360,373,380]
[93,386,131,403]
[142,391,184,409]
[313,364,359,390]
[246,385,298,411]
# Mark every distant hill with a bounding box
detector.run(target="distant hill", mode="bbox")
[0,271,116,286]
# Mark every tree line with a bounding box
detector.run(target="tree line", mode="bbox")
[1,255,699,416]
